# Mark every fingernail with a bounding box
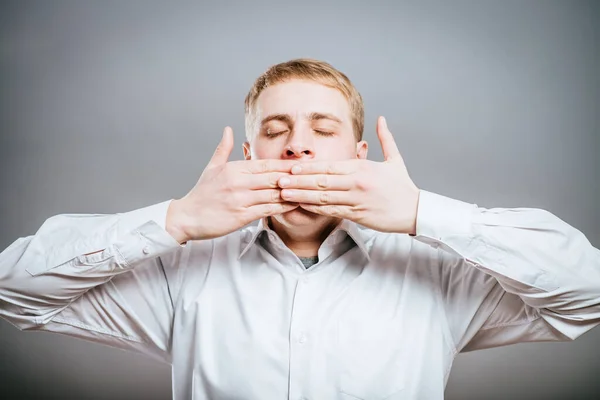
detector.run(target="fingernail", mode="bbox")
[279,177,290,187]
[291,165,302,174]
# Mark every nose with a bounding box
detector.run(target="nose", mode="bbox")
[284,144,314,159]
[282,129,315,160]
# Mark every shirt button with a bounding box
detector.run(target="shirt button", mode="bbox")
[302,277,310,284]
[142,246,150,255]
[298,333,308,344]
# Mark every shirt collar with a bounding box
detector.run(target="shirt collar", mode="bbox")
[238,217,371,261]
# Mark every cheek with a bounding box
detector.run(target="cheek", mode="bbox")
[317,141,357,160]
[251,141,280,159]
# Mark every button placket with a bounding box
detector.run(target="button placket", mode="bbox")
[288,275,315,400]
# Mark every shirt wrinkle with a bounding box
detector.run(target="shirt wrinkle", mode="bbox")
[1,191,598,400]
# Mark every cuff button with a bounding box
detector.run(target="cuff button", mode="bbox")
[142,246,150,255]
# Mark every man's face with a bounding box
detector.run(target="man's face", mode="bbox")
[243,79,368,227]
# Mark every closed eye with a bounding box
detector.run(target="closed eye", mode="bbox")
[264,129,334,138]
[265,130,288,138]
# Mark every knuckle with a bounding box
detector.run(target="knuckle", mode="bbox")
[319,192,329,204]
[263,203,275,217]
[261,160,270,173]
[353,204,366,216]
[355,177,370,191]
[328,206,341,216]
[222,181,235,194]
[269,172,280,188]
[226,176,239,190]
[271,190,281,202]
[316,175,328,189]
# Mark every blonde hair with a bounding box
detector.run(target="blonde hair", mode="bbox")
[244,58,364,141]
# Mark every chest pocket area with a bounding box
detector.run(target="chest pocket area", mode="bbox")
[335,316,406,400]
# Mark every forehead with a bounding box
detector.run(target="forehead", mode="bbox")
[255,79,351,122]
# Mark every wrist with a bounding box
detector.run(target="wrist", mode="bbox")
[407,186,420,236]
[166,199,190,244]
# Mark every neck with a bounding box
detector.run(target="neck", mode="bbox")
[268,216,340,257]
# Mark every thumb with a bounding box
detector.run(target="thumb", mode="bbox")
[377,116,402,161]
[208,126,234,167]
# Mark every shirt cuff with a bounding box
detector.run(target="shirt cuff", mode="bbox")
[411,190,477,248]
[39,200,180,274]
[117,200,173,232]
[111,200,182,268]
[113,220,182,269]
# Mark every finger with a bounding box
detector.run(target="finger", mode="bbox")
[280,189,355,205]
[207,126,234,168]
[243,172,291,190]
[248,202,299,219]
[243,159,300,174]
[377,116,402,161]
[290,160,357,175]
[298,203,352,218]
[245,189,286,206]
[277,174,354,191]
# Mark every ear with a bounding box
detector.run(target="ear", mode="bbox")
[243,141,252,160]
[356,140,368,159]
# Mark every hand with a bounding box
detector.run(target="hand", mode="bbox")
[277,116,420,235]
[166,127,300,243]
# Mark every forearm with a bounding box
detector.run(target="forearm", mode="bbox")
[413,190,600,337]
[0,201,181,329]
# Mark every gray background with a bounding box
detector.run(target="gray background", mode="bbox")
[0,0,598,399]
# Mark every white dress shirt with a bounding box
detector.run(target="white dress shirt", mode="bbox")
[1,190,599,399]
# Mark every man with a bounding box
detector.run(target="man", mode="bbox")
[0,58,599,400]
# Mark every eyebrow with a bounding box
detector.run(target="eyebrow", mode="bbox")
[306,112,343,124]
[260,114,293,126]
[260,112,343,127]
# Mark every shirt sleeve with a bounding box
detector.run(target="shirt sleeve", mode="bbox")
[0,201,185,363]
[411,190,600,353]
